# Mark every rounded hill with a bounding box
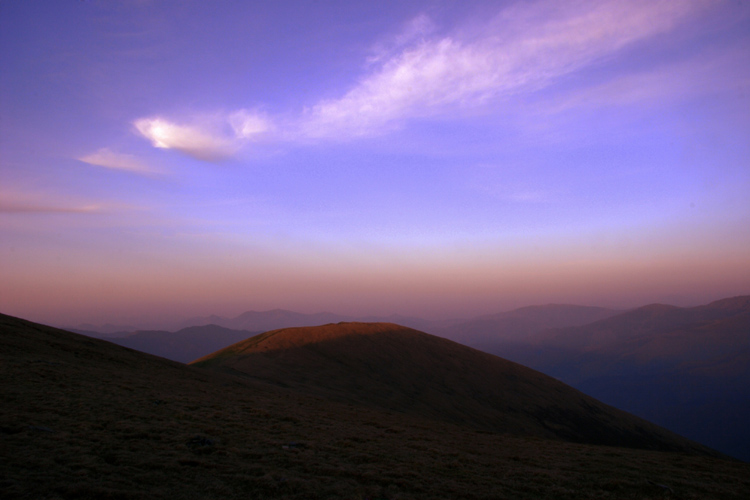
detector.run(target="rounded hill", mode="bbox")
[192,322,714,454]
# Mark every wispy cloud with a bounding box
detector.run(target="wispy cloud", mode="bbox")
[132,0,715,156]
[299,0,712,139]
[134,110,271,162]
[504,39,750,146]
[0,190,133,215]
[228,109,272,139]
[546,45,750,114]
[366,13,437,67]
[0,202,104,214]
[1,197,103,215]
[78,148,161,176]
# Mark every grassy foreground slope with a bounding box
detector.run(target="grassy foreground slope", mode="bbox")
[2,313,749,499]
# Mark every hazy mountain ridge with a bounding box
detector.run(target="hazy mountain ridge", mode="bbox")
[70,303,620,355]
[433,303,621,347]
[523,296,750,351]
[108,325,261,363]
[484,295,750,461]
[68,326,136,338]
[501,296,750,368]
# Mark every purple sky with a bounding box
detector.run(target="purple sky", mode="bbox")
[1,0,749,328]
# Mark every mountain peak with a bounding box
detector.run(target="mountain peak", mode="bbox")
[194,322,416,361]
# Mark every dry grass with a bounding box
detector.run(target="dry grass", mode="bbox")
[2,313,749,499]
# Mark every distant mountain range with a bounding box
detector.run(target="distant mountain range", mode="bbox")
[72,309,452,337]
[72,303,622,342]
[71,310,458,365]
[107,325,260,364]
[70,303,622,363]
[71,323,138,337]
[432,303,622,347]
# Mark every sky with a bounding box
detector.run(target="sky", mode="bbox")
[1,0,749,329]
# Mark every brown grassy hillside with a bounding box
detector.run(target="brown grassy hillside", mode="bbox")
[191,322,716,454]
[3,313,750,499]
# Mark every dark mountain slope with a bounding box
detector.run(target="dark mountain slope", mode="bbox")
[3,312,750,499]
[192,322,715,454]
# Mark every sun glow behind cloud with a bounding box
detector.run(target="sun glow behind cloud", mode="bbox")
[134,110,271,161]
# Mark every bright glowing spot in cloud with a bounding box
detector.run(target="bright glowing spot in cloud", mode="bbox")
[134,117,238,161]
[134,110,271,162]
[78,148,161,176]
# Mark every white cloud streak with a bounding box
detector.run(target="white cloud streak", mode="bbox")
[366,13,437,67]
[546,46,750,114]
[78,148,161,176]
